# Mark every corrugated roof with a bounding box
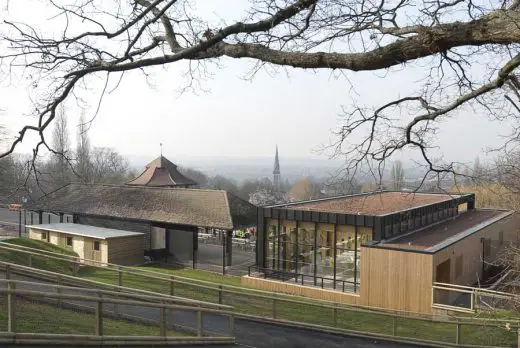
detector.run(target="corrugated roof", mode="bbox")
[126,156,197,187]
[25,183,256,230]
[27,223,143,239]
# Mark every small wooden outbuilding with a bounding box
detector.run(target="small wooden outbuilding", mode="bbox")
[27,223,144,266]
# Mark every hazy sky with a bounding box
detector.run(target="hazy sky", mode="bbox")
[0,1,512,167]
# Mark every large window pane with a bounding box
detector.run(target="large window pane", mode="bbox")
[265,219,278,269]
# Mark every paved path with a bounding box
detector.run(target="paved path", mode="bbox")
[0,272,425,348]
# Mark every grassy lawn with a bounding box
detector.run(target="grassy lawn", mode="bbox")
[0,238,77,275]
[0,238,518,346]
[0,297,184,336]
[79,266,518,346]
[139,264,243,287]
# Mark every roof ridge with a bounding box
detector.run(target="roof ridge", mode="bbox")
[222,191,234,228]
[67,182,227,193]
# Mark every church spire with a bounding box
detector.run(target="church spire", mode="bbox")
[273,145,281,190]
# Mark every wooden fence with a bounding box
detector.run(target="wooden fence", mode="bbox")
[2,242,520,347]
[0,278,235,346]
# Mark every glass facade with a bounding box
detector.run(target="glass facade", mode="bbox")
[264,219,371,293]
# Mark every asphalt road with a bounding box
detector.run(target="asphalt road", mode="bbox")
[0,209,22,226]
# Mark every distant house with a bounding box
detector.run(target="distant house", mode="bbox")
[246,191,519,314]
[126,156,197,188]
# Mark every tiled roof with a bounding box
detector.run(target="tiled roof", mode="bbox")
[26,183,256,230]
[126,156,197,187]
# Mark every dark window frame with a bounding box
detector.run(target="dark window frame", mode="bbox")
[66,236,73,247]
[93,240,100,251]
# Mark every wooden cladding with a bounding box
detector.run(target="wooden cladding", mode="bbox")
[360,246,433,313]
[241,276,361,305]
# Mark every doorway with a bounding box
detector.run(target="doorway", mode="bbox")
[436,259,451,283]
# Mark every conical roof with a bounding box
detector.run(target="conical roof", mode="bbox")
[126,156,197,187]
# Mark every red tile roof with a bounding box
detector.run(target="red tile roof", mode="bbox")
[126,156,197,187]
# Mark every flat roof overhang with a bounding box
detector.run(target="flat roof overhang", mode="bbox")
[26,223,144,240]
[362,209,514,254]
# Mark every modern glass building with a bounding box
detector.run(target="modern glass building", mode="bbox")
[254,191,476,293]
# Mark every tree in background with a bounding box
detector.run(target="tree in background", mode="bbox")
[50,105,72,187]
[472,156,485,183]
[249,187,287,206]
[390,161,405,191]
[287,177,322,201]
[178,167,209,188]
[324,178,361,196]
[90,147,132,184]
[206,175,240,196]
[4,0,520,190]
[75,113,91,183]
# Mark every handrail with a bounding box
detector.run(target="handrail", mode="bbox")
[0,284,232,315]
[0,277,233,310]
[433,281,515,296]
[0,261,230,310]
[0,278,236,342]
[0,242,366,307]
[5,241,520,325]
[5,259,519,326]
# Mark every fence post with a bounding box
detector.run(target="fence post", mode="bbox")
[272,298,277,319]
[455,323,460,345]
[333,303,337,327]
[392,315,397,336]
[197,310,203,337]
[517,327,520,348]
[7,281,16,333]
[118,266,123,287]
[229,314,235,338]
[170,276,174,296]
[95,292,103,336]
[218,285,223,305]
[5,264,11,280]
[57,276,62,308]
[160,304,166,337]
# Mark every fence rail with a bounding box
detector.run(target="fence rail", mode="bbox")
[432,282,518,313]
[1,241,520,346]
[0,279,235,346]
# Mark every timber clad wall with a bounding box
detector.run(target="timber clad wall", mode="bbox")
[77,215,152,250]
[360,247,433,313]
[107,235,144,265]
[433,213,520,286]
[242,276,361,304]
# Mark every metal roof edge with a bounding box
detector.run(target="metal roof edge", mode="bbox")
[425,210,515,253]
